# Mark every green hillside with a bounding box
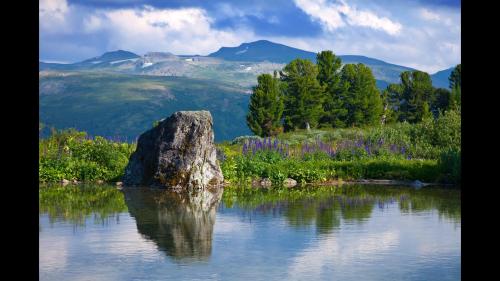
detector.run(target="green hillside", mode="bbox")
[39,71,251,141]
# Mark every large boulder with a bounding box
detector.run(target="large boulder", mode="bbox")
[123,111,224,189]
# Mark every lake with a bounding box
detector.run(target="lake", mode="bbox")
[39,184,461,281]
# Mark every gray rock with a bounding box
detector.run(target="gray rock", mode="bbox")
[260,178,272,188]
[411,180,424,189]
[123,111,224,190]
[61,179,69,186]
[283,178,297,188]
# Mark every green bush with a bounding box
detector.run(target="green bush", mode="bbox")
[39,129,136,183]
[438,149,461,184]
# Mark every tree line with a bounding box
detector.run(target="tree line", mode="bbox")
[246,50,461,137]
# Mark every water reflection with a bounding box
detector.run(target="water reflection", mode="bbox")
[222,185,460,235]
[122,187,223,262]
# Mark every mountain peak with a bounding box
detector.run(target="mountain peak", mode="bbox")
[209,40,316,63]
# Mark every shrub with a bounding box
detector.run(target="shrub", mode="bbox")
[39,129,136,183]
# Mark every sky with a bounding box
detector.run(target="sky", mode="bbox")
[39,0,461,73]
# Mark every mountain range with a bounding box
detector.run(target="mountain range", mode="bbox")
[39,40,458,141]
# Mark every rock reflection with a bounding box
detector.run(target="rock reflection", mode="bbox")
[123,186,223,262]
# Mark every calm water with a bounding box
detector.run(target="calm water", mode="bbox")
[39,184,461,281]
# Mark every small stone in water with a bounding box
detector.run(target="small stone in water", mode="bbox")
[260,178,272,188]
[283,178,297,188]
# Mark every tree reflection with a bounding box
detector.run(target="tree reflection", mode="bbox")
[123,186,223,262]
[222,184,460,235]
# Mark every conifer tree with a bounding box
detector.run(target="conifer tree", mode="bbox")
[449,64,461,109]
[339,63,383,127]
[388,70,435,123]
[316,51,346,127]
[280,59,324,131]
[246,73,284,137]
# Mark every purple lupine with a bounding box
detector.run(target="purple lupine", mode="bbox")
[378,138,384,147]
[365,145,371,155]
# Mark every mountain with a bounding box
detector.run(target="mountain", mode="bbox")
[431,67,454,89]
[39,71,251,142]
[208,40,415,83]
[209,40,317,63]
[77,50,140,66]
[39,41,459,141]
[40,50,141,71]
[40,41,423,86]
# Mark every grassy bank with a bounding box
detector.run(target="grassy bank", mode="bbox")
[39,129,136,183]
[220,110,460,185]
[39,110,460,186]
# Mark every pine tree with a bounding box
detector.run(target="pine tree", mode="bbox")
[316,50,346,128]
[449,64,461,110]
[432,88,452,115]
[246,73,284,137]
[280,59,324,131]
[388,70,435,123]
[339,64,383,127]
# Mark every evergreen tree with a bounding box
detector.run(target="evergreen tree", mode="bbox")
[449,64,461,109]
[316,50,346,127]
[388,70,435,123]
[432,88,452,114]
[449,64,461,89]
[246,73,284,137]
[381,89,397,124]
[339,63,383,127]
[280,59,324,131]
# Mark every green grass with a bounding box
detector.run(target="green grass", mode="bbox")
[39,110,460,185]
[219,111,460,185]
[39,129,136,183]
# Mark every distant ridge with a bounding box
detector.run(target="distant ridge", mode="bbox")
[39,40,457,86]
[208,40,317,63]
[431,67,454,89]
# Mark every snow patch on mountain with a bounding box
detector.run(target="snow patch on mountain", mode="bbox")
[235,47,248,55]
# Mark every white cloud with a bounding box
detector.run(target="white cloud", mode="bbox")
[420,8,441,21]
[75,5,254,55]
[287,230,400,280]
[294,0,402,35]
[83,14,103,33]
[39,0,459,73]
[39,0,70,33]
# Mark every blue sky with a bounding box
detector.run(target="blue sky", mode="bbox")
[39,0,460,73]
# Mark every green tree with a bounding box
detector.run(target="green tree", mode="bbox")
[449,64,461,110]
[381,89,398,124]
[280,59,325,131]
[316,50,346,127]
[449,64,461,89]
[388,70,435,123]
[432,88,452,114]
[339,63,383,127]
[246,73,284,137]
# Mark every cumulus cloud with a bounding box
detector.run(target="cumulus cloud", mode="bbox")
[39,0,460,73]
[40,0,256,57]
[39,0,71,33]
[294,0,402,35]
